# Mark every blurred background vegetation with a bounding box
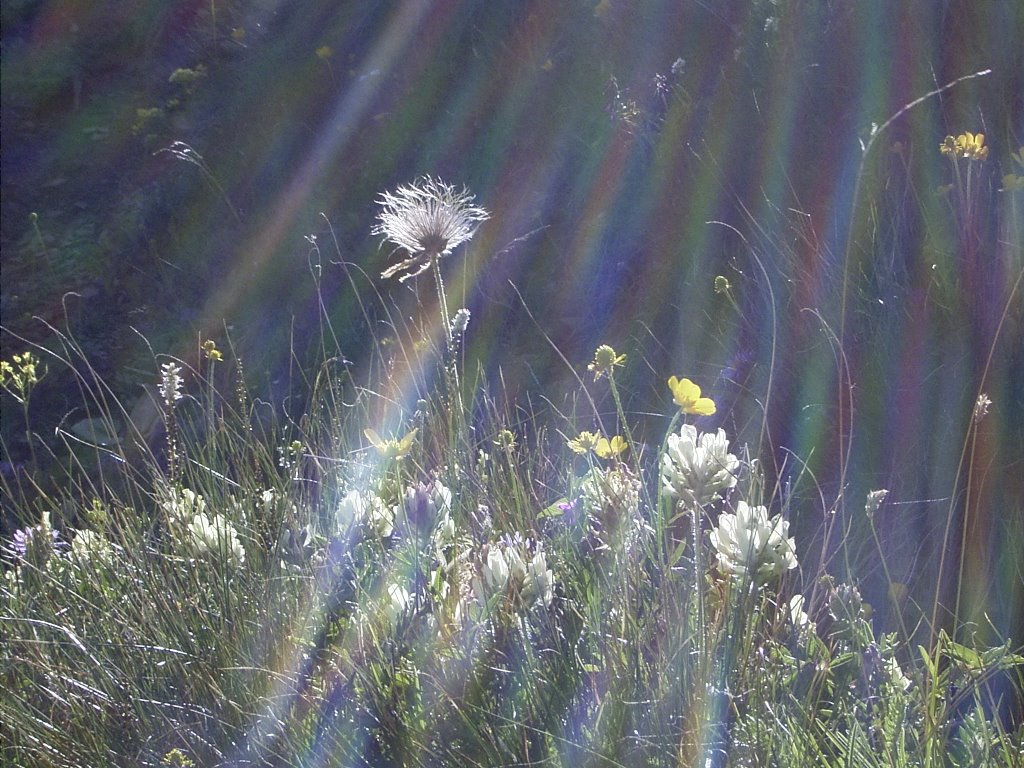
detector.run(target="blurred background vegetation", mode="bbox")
[2,0,1022,652]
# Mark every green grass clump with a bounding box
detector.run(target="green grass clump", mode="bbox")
[2,164,1022,767]
[2,317,1020,767]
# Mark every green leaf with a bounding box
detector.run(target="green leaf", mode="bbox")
[537,498,569,519]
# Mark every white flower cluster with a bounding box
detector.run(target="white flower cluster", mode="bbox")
[70,529,114,566]
[159,361,184,408]
[161,487,206,521]
[186,512,246,564]
[661,425,739,507]
[473,536,554,610]
[449,307,471,338]
[337,489,394,539]
[161,487,245,565]
[709,501,796,584]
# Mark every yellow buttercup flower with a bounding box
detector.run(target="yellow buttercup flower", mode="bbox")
[940,132,988,161]
[567,431,602,455]
[202,340,223,361]
[939,135,959,157]
[588,344,626,380]
[959,132,988,161]
[594,435,627,459]
[1000,174,1024,193]
[364,428,417,459]
[668,376,716,416]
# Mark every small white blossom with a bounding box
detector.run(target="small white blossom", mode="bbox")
[661,425,739,507]
[186,512,245,564]
[522,548,554,606]
[450,308,471,337]
[481,546,511,594]
[70,529,114,566]
[580,465,641,521]
[710,501,797,584]
[972,393,991,424]
[432,482,453,515]
[337,489,394,539]
[161,487,206,524]
[579,465,649,552]
[474,537,554,609]
[432,509,458,568]
[864,489,888,519]
[159,362,184,408]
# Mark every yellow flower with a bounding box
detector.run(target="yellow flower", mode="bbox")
[668,376,716,416]
[1000,174,1024,193]
[588,344,626,380]
[959,132,988,161]
[202,340,223,361]
[315,45,333,60]
[567,431,602,455]
[939,135,959,157]
[1,351,44,403]
[594,435,627,459]
[364,428,417,459]
[494,429,517,450]
[941,132,988,161]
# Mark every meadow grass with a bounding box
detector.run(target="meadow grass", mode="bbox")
[2,157,1023,768]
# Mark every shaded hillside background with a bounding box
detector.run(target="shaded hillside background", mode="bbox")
[2,1,1023,646]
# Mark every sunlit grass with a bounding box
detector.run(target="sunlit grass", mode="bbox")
[2,147,1022,768]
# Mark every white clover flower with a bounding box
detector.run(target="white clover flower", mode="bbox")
[337,489,394,539]
[661,425,739,507]
[372,176,490,282]
[474,537,554,609]
[480,546,511,595]
[161,487,206,524]
[505,545,528,585]
[710,501,797,584]
[522,549,554,607]
[186,512,245,564]
[70,529,114,566]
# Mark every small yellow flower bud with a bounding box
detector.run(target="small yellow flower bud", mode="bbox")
[588,344,626,380]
